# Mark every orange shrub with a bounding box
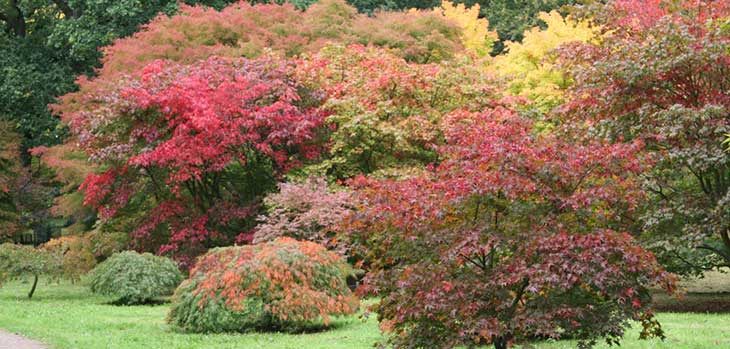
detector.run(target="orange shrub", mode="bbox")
[168,237,358,332]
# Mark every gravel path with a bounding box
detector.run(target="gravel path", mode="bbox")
[0,330,46,349]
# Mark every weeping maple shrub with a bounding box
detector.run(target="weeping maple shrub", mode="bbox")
[168,237,358,333]
[342,103,677,349]
[68,55,328,267]
[88,251,183,305]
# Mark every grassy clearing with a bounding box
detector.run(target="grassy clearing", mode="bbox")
[0,278,729,349]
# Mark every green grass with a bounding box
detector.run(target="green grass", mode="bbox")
[1,279,730,349]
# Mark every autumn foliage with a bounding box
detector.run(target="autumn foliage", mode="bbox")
[55,0,465,118]
[343,104,676,348]
[168,238,358,332]
[253,177,352,255]
[35,0,700,347]
[559,0,730,274]
[295,43,496,178]
[70,55,327,266]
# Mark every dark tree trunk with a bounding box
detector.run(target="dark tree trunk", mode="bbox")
[27,274,38,299]
[1,0,26,37]
[493,336,508,349]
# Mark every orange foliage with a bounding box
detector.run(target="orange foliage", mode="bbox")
[169,238,358,332]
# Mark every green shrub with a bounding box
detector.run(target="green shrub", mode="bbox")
[88,251,183,305]
[168,237,358,333]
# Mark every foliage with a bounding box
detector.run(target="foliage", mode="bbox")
[40,231,125,282]
[340,0,579,55]
[342,103,676,349]
[349,7,462,64]
[168,237,358,333]
[295,44,497,179]
[475,0,579,54]
[0,243,61,298]
[32,143,97,236]
[253,177,352,255]
[491,11,597,112]
[0,120,22,242]
[68,55,327,266]
[438,1,497,57]
[56,0,465,116]
[558,0,730,275]
[0,0,241,152]
[88,250,183,305]
[0,36,74,152]
[41,235,96,282]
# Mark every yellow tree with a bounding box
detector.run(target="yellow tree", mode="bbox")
[439,1,498,57]
[491,11,597,112]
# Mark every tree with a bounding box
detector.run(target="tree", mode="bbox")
[295,44,496,179]
[0,243,62,299]
[0,120,22,242]
[438,1,498,57]
[342,103,676,349]
[55,0,465,121]
[69,55,327,266]
[474,0,579,54]
[339,0,579,55]
[0,0,241,153]
[491,11,597,112]
[1,0,245,245]
[558,0,730,275]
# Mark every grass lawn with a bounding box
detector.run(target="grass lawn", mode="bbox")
[1,279,730,349]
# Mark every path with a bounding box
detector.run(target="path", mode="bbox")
[0,330,46,349]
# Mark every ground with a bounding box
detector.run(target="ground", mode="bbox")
[0,275,730,349]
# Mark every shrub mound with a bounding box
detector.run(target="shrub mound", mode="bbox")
[88,251,183,305]
[168,237,358,333]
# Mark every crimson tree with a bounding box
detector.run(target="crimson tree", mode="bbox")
[69,55,327,266]
[343,103,676,349]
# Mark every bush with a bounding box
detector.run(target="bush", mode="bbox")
[88,251,183,305]
[168,237,358,333]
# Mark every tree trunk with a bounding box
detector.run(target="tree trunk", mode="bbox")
[27,274,38,299]
[493,336,508,349]
[2,0,26,37]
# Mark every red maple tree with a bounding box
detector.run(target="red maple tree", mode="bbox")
[71,55,327,266]
[343,103,676,349]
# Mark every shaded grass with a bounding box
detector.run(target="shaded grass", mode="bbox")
[1,278,730,348]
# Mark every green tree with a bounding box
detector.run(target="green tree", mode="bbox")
[0,243,62,299]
